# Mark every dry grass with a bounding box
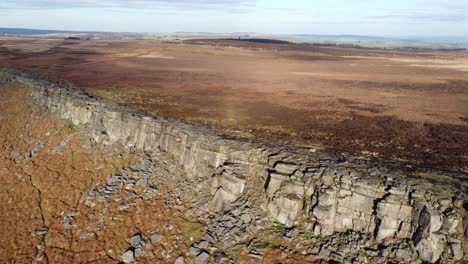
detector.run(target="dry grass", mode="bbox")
[0,37,467,168]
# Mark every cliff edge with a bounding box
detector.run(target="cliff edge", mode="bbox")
[2,68,467,263]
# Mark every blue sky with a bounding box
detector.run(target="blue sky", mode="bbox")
[1,0,467,36]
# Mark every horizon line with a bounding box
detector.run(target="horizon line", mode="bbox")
[1,27,468,40]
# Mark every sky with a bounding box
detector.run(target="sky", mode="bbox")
[1,0,468,37]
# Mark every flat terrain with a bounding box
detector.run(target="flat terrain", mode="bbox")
[1,37,467,169]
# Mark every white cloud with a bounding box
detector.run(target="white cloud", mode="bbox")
[1,0,255,11]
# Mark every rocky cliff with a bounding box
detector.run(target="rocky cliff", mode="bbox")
[5,68,467,263]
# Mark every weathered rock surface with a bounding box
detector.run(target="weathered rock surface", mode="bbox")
[211,163,246,212]
[4,68,467,263]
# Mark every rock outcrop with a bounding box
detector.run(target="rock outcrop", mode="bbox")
[5,68,467,263]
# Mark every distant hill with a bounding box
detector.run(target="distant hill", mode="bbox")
[225,38,291,45]
[1,28,466,50]
[290,34,468,50]
[0,28,101,35]
[0,28,147,40]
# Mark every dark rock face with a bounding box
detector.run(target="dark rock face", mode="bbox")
[7,69,467,263]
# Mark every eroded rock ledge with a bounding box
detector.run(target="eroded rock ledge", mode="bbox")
[4,68,467,263]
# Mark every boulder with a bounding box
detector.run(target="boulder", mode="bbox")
[122,250,135,263]
[174,256,185,264]
[196,251,210,264]
[129,234,142,247]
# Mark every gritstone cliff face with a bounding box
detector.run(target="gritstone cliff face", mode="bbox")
[4,68,467,263]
